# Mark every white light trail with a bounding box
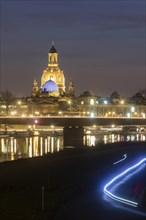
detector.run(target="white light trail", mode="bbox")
[104,158,146,207]
[113,154,127,165]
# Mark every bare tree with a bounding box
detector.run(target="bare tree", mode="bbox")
[0,90,15,115]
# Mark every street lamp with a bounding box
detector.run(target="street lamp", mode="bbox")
[68,100,71,115]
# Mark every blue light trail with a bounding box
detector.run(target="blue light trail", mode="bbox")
[113,154,127,165]
[104,158,146,207]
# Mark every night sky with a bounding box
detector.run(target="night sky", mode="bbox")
[1,0,146,98]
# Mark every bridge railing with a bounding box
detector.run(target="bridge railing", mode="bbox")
[0,115,145,119]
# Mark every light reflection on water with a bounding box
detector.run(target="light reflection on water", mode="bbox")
[0,133,146,162]
[83,133,146,147]
[0,135,63,162]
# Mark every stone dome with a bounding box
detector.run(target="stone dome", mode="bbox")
[42,79,58,93]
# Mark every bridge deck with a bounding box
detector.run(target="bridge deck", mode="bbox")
[0,117,146,127]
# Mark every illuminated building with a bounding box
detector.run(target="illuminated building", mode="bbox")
[32,42,65,97]
[29,42,75,115]
[0,43,146,117]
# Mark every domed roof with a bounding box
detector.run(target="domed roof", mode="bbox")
[49,45,57,53]
[42,80,58,92]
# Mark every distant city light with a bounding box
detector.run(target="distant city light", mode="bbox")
[11,111,17,115]
[104,100,108,105]
[35,111,40,115]
[131,106,135,113]
[90,112,94,117]
[90,99,94,105]
[127,112,130,118]
[34,131,39,135]
[1,105,6,109]
[141,112,146,118]
[120,100,124,105]
[17,101,21,105]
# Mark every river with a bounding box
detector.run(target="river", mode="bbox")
[0,131,145,162]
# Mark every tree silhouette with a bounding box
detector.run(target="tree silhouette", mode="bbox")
[0,90,15,115]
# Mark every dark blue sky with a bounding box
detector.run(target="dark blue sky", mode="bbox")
[1,0,146,97]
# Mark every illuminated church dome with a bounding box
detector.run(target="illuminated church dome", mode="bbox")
[41,42,65,95]
[42,79,58,93]
[31,42,67,98]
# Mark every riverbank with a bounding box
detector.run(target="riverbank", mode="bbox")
[0,141,145,219]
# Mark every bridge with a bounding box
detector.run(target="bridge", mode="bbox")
[0,116,146,146]
[0,116,146,126]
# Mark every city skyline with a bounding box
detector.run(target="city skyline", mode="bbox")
[1,0,146,97]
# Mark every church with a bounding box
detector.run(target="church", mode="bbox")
[32,42,74,98]
[29,42,76,115]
